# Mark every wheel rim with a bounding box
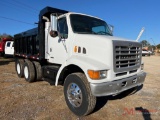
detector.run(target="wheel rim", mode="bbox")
[17,63,21,74]
[24,66,29,79]
[67,83,82,107]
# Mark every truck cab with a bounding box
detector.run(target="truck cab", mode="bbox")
[0,38,13,56]
[44,10,146,86]
[14,7,146,116]
[5,41,14,56]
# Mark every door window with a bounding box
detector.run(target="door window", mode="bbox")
[7,42,11,47]
[58,17,68,38]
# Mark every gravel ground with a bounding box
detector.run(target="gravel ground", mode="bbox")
[0,56,159,120]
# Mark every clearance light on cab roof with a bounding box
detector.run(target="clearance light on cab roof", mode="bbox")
[88,70,108,80]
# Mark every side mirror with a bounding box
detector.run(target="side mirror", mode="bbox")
[108,24,114,34]
[50,15,58,37]
[51,15,57,31]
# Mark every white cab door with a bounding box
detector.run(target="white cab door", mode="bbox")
[5,41,14,55]
[48,16,69,64]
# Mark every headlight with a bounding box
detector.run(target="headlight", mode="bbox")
[87,70,108,80]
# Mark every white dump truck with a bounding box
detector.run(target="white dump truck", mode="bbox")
[14,7,146,116]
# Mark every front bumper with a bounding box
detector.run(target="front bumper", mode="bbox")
[90,71,147,96]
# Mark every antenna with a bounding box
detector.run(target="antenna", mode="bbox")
[136,27,145,42]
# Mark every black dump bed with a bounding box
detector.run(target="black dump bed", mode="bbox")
[14,28,38,59]
[14,6,68,61]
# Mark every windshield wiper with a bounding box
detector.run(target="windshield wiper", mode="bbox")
[76,31,96,34]
[76,31,112,36]
[96,31,112,35]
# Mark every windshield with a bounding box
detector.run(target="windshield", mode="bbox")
[70,14,112,35]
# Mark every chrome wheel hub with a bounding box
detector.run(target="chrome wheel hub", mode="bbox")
[67,83,82,107]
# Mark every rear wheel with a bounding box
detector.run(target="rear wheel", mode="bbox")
[23,60,36,82]
[33,61,42,81]
[64,73,96,116]
[15,59,24,78]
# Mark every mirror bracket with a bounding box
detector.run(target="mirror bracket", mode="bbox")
[50,30,58,37]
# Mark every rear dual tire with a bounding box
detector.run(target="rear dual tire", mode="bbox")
[33,61,42,81]
[15,59,42,82]
[23,60,36,82]
[15,59,24,78]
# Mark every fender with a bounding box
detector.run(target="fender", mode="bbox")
[55,55,110,86]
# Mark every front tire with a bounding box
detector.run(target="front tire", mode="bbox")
[64,73,96,116]
[23,60,36,82]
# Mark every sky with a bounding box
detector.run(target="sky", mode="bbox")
[0,0,159,45]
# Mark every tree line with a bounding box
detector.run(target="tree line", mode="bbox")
[0,33,13,41]
[140,40,160,50]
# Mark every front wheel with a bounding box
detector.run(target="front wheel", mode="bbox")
[64,73,96,116]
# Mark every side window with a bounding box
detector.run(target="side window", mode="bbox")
[7,42,11,47]
[92,26,105,33]
[58,17,68,38]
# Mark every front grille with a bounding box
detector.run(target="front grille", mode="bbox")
[113,40,142,72]
[116,72,127,77]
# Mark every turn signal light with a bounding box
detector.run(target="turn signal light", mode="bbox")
[88,70,108,80]
[88,70,100,79]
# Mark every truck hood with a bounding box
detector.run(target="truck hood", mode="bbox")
[73,34,136,42]
[72,34,138,71]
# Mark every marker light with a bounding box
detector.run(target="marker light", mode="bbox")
[74,46,77,52]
